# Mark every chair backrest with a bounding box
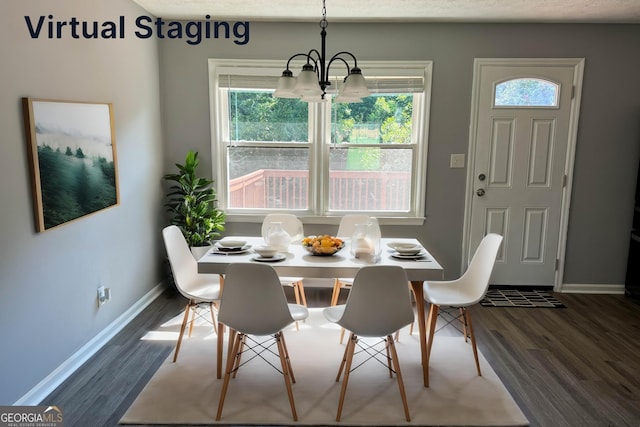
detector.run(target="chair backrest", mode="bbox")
[458,233,504,304]
[337,265,414,337]
[218,263,295,335]
[261,214,304,243]
[337,214,371,239]
[163,225,203,298]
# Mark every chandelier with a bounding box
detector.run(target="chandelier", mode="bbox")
[273,0,370,103]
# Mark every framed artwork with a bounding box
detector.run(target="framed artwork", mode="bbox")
[22,98,120,232]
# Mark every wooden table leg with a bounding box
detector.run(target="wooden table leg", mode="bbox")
[410,280,429,387]
[217,321,224,379]
[217,273,225,380]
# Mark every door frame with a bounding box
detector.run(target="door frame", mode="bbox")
[462,58,585,291]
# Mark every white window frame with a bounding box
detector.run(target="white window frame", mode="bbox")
[208,59,433,225]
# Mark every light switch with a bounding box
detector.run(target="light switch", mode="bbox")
[450,154,465,169]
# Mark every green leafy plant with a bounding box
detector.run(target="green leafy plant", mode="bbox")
[164,151,225,247]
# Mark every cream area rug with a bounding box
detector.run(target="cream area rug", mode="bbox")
[121,308,528,426]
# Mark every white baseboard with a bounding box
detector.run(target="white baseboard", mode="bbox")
[14,282,168,406]
[559,283,625,294]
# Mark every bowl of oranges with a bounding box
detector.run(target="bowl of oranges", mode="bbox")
[301,235,345,256]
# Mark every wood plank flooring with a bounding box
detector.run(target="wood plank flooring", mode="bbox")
[40,286,640,427]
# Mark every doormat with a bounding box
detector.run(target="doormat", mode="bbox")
[480,289,566,308]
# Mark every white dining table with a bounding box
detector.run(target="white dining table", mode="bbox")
[198,236,444,387]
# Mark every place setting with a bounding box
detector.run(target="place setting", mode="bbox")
[209,238,252,255]
[251,245,287,262]
[387,241,431,261]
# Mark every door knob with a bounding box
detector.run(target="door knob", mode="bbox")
[478,173,486,181]
[476,188,485,197]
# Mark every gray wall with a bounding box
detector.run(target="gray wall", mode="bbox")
[0,0,164,404]
[159,21,640,285]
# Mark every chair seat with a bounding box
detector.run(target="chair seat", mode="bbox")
[180,275,221,301]
[337,278,354,286]
[280,277,303,285]
[323,304,345,323]
[423,280,480,307]
[288,303,309,322]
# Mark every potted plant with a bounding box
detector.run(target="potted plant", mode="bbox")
[164,151,225,258]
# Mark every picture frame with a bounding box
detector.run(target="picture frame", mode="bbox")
[22,98,120,232]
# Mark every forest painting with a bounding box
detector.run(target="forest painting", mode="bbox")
[23,98,119,232]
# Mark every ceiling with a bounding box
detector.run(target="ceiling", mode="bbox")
[130,0,640,23]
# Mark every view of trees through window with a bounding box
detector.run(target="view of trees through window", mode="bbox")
[224,89,417,212]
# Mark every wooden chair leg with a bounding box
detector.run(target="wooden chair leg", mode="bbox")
[225,329,236,376]
[460,307,468,342]
[330,279,342,306]
[335,335,351,381]
[216,331,243,421]
[424,303,439,387]
[388,336,411,421]
[210,302,218,335]
[385,337,393,378]
[339,327,347,344]
[336,333,357,421]
[280,332,296,384]
[173,302,192,362]
[464,308,482,376]
[188,303,196,337]
[232,333,246,378]
[275,332,298,421]
[296,281,307,306]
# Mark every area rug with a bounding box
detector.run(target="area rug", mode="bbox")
[480,289,566,308]
[120,309,528,426]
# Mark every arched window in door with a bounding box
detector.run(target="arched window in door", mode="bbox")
[494,78,559,107]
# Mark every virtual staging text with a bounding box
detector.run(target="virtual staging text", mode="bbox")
[24,15,250,45]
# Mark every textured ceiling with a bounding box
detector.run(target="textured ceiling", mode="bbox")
[130,0,640,23]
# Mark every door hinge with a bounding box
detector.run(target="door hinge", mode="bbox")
[571,85,575,99]
[562,174,567,188]
[555,258,560,271]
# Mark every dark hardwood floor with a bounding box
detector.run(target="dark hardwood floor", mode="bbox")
[40,285,640,427]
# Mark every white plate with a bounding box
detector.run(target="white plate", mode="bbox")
[211,245,252,255]
[391,251,428,260]
[214,244,251,253]
[252,254,286,263]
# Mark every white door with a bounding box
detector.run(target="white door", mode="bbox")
[465,58,584,288]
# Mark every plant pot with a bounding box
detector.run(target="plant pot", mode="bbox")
[190,245,211,260]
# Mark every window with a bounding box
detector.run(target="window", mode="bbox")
[494,78,559,107]
[209,59,432,222]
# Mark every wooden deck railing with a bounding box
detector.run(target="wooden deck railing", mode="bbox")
[229,169,410,210]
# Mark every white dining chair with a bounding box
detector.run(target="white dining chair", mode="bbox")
[162,225,222,362]
[261,213,308,309]
[323,265,414,422]
[216,262,309,421]
[423,233,503,386]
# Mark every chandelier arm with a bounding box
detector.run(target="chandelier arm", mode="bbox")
[326,55,354,80]
[285,52,317,70]
[329,51,359,70]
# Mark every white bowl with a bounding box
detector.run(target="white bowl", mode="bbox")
[395,246,422,255]
[218,238,247,248]
[387,241,419,251]
[254,245,278,258]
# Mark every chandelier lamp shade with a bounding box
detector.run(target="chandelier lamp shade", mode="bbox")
[273,0,370,103]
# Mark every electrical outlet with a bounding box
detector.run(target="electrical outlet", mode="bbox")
[97,286,110,306]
